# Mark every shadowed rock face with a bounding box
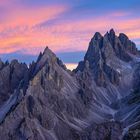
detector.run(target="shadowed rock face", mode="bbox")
[0,59,29,106]
[0,30,140,140]
[119,33,138,55]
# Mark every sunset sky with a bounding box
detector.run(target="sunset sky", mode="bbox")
[0,0,140,69]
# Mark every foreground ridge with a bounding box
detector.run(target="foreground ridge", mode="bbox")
[0,29,140,140]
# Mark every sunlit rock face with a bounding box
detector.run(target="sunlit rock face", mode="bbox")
[0,30,140,140]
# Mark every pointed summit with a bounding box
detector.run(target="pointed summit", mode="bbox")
[119,33,138,55]
[108,29,116,42]
[44,46,49,52]
[84,32,103,65]
[109,28,115,36]
[119,33,128,41]
[93,32,102,40]
[36,47,54,63]
[104,29,115,41]
[32,46,66,76]
[42,46,55,56]
[43,46,50,54]
[32,47,57,75]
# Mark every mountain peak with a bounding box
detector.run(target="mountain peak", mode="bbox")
[43,46,50,54]
[32,46,67,76]
[42,46,55,56]
[109,28,115,35]
[119,33,128,40]
[75,30,139,86]
[31,47,57,76]
[93,32,102,40]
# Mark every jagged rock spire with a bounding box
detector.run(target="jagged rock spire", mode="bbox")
[109,28,115,36]
[93,32,102,40]
[75,29,139,86]
[119,33,138,55]
[32,46,66,77]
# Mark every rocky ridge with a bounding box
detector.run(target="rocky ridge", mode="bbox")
[0,29,140,140]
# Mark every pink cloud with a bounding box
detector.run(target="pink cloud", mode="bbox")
[0,9,140,55]
[0,5,67,29]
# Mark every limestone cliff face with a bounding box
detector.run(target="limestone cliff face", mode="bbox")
[0,30,140,140]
